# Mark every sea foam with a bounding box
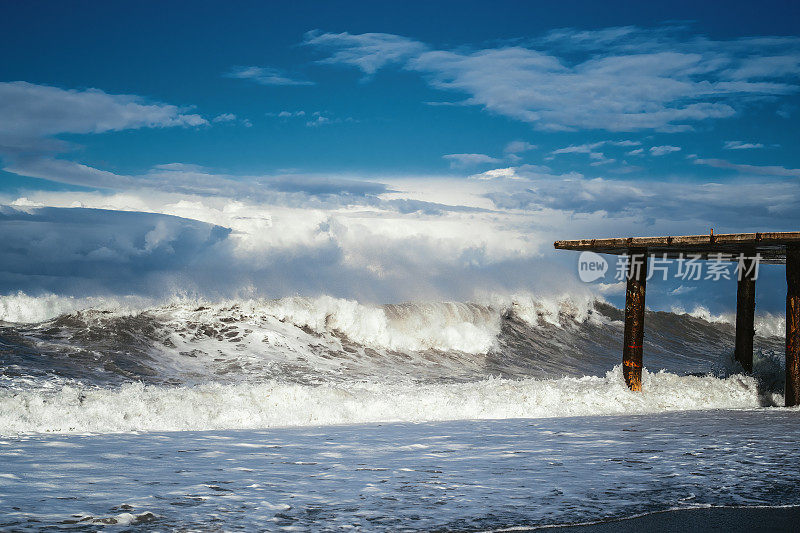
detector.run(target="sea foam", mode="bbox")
[0,367,781,435]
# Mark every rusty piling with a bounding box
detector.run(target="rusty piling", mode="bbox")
[786,244,800,407]
[735,253,756,373]
[623,250,647,391]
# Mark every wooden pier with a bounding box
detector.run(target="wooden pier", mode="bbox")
[554,231,800,407]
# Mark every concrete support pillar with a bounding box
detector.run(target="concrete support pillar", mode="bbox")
[786,244,800,407]
[623,250,647,392]
[735,253,756,373]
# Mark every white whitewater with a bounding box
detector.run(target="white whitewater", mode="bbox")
[0,292,788,435]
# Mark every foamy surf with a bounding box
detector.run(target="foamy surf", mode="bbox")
[0,367,782,435]
[0,292,789,435]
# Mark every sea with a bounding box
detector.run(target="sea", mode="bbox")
[0,292,798,530]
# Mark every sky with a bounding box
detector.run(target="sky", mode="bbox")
[1,0,799,313]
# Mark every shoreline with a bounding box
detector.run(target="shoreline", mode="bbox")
[517,506,800,532]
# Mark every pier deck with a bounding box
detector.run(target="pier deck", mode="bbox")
[554,231,800,264]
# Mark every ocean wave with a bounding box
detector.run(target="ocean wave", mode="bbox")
[671,305,785,338]
[1,292,608,355]
[1,291,788,388]
[0,366,782,435]
[0,291,153,324]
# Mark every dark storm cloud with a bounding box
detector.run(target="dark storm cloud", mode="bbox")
[0,206,230,295]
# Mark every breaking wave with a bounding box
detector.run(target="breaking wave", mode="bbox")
[0,368,779,434]
[0,292,788,434]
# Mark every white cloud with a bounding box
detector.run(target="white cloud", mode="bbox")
[212,113,251,127]
[649,145,682,156]
[470,167,521,180]
[4,158,135,190]
[670,285,697,296]
[304,30,427,76]
[5,159,800,305]
[469,164,558,181]
[225,66,314,86]
[481,166,800,225]
[722,54,800,79]
[694,157,800,177]
[0,81,206,143]
[551,140,639,157]
[627,148,644,156]
[307,27,800,131]
[504,141,537,153]
[611,140,641,147]
[724,140,765,150]
[212,113,237,123]
[551,142,605,155]
[306,112,332,127]
[550,141,624,165]
[267,110,348,127]
[0,81,210,191]
[443,153,502,168]
[270,110,307,118]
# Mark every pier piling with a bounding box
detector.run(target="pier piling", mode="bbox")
[787,244,800,407]
[555,231,800,396]
[735,253,756,373]
[623,250,647,392]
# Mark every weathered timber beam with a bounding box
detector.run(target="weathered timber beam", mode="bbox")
[623,250,647,392]
[553,232,800,264]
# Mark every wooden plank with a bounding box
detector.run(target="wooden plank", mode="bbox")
[553,231,800,264]
[623,250,647,392]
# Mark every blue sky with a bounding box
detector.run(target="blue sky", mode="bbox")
[1,0,800,313]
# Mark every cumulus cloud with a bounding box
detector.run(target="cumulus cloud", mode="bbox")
[0,188,550,302]
[225,66,314,86]
[443,153,502,168]
[306,27,800,131]
[7,162,799,308]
